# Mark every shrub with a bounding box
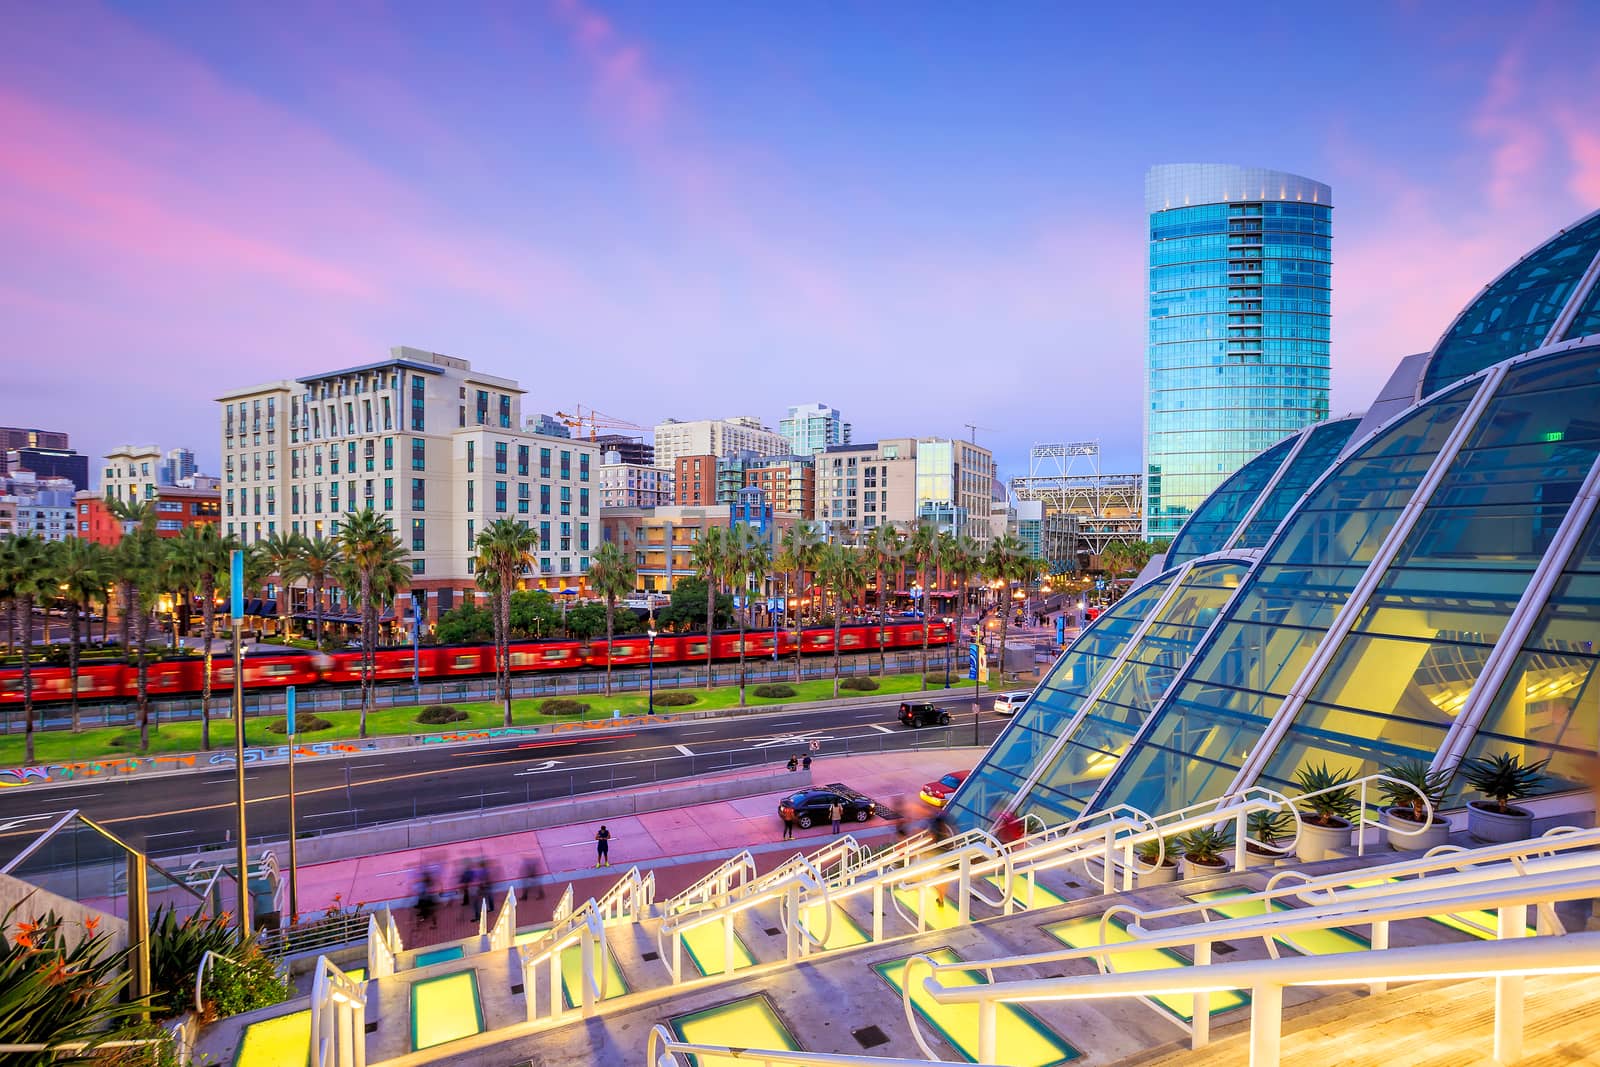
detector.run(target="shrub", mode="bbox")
[149,907,240,1018]
[1174,825,1229,867]
[651,691,698,707]
[266,714,332,734]
[539,698,590,717]
[201,942,294,1021]
[840,677,880,691]
[925,673,955,687]
[416,704,469,725]
[752,683,797,699]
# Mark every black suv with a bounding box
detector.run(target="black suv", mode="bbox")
[899,702,951,728]
[779,784,877,829]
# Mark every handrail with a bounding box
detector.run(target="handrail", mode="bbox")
[778,853,833,953]
[519,899,609,1020]
[551,883,575,926]
[195,949,244,1013]
[665,850,757,913]
[309,956,366,1067]
[1290,772,1433,857]
[644,1024,999,1067]
[488,889,516,951]
[595,865,655,923]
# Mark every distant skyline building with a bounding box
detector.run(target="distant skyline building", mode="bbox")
[779,403,850,456]
[1143,163,1332,538]
[162,446,197,485]
[651,416,790,469]
[526,413,572,439]
[0,427,70,476]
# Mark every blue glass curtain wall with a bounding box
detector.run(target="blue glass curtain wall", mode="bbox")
[1165,436,1297,567]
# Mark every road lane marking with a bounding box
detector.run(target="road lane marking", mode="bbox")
[869,724,894,734]
[674,745,694,757]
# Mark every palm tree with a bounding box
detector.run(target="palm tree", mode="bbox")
[106,497,156,654]
[181,524,238,752]
[909,520,939,688]
[775,520,824,683]
[939,532,980,680]
[123,534,167,752]
[286,535,341,648]
[474,518,536,725]
[983,532,1032,689]
[0,537,50,761]
[814,543,868,698]
[338,508,410,737]
[587,541,637,697]
[689,525,727,687]
[254,531,303,641]
[866,524,904,678]
[723,523,770,707]
[157,535,202,653]
[54,538,108,733]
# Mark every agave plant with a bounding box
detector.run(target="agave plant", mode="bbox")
[1134,835,1177,867]
[1174,825,1230,867]
[1247,809,1293,850]
[1379,757,1450,823]
[1460,752,1549,814]
[1293,762,1360,827]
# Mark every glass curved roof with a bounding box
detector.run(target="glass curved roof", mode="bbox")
[1164,434,1298,568]
[1422,211,1600,397]
[1230,416,1361,550]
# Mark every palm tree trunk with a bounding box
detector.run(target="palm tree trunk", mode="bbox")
[18,598,35,764]
[359,574,372,737]
[877,563,887,677]
[68,601,82,733]
[135,587,150,752]
[500,582,513,726]
[737,606,747,708]
[603,596,615,697]
[314,578,325,649]
[118,580,132,654]
[200,595,214,751]
[704,578,715,689]
[832,606,842,699]
[919,558,931,690]
[790,571,802,684]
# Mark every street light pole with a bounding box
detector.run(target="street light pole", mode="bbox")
[229,550,251,938]
[285,685,300,926]
[647,628,657,713]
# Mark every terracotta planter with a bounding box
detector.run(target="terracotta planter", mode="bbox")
[1179,857,1228,880]
[1467,800,1534,844]
[1137,862,1179,888]
[1381,807,1452,852]
[1296,818,1352,862]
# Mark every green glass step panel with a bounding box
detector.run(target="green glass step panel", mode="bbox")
[1191,888,1369,955]
[560,939,630,1009]
[344,966,366,983]
[413,944,465,968]
[1348,878,1526,940]
[985,873,1069,910]
[233,1009,309,1067]
[410,970,484,1051]
[873,947,1079,1066]
[800,901,869,950]
[669,993,800,1067]
[1044,915,1248,1021]
[892,885,965,930]
[679,922,757,977]
[514,923,552,946]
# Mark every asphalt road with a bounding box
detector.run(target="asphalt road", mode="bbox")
[0,689,1011,867]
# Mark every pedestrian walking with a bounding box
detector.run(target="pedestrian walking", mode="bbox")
[415,870,437,928]
[457,859,476,908]
[829,800,844,835]
[477,857,498,912]
[802,754,812,771]
[787,755,799,772]
[595,825,612,868]
[519,856,545,901]
[781,809,795,840]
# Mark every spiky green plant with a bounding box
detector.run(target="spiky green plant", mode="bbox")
[0,903,146,1058]
[1174,825,1230,867]
[1379,757,1451,822]
[1293,762,1360,827]
[1460,752,1550,814]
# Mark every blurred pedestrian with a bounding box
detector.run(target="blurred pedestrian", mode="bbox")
[415,869,437,928]
[478,857,498,912]
[519,856,545,901]
[595,825,612,868]
[928,813,956,908]
[458,859,476,908]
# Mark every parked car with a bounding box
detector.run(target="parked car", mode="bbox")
[779,784,877,829]
[920,770,971,807]
[899,701,951,728]
[992,690,1033,716]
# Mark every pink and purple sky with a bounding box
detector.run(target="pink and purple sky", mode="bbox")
[4,1,1599,482]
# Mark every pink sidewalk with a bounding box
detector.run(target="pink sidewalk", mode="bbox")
[288,748,980,927]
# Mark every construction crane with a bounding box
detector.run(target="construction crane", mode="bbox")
[963,422,992,443]
[552,405,646,441]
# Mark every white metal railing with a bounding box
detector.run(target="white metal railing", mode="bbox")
[665,850,757,914]
[644,1024,1002,1067]
[488,889,517,951]
[1290,772,1435,857]
[551,883,575,926]
[518,898,609,1022]
[595,865,656,923]
[908,928,1600,1067]
[366,908,402,979]
[310,956,367,1067]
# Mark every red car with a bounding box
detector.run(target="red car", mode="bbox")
[919,770,971,808]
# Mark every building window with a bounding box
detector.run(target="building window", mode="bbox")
[579,488,590,516]
[560,451,571,479]
[518,482,530,514]
[539,521,551,551]
[540,485,551,514]
[580,453,590,481]
[412,438,426,471]
[495,442,507,474]
[467,481,475,513]
[495,480,507,512]
[383,477,393,510]
[579,523,590,551]
[412,518,425,552]
[466,440,475,473]
[411,558,426,575]
[560,486,571,515]
[412,477,425,511]
[411,376,426,431]
[467,518,475,546]
[499,394,511,429]
[476,389,489,425]
[560,521,571,551]
[518,445,529,476]
[540,448,551,478]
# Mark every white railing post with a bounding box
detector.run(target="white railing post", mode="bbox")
[1233,809,1248,873]
[550,950,562,1019]
[725,911,736,976]
[958,852,972,925]
[1191,941,1211,1048]
[1101,823,1117,894]
[786,883,801,962]
[1249,983,1283,1067]
[1494,905,1526,1064]
[1369,920,1389,995]
[977,999,998,1064]
[580,928,597,1017]
[872,881,884,942]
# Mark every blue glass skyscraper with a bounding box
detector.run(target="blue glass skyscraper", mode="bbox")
[1143,164,1332,538]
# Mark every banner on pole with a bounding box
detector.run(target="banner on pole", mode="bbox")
[230,550,244,623]
[286,686,297,737]
[1055,614,1067,646]
[967,642,979,680]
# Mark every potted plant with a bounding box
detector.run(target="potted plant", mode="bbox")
[1232,809,1292,869]
[1293,763,1359,862]
[1461,752,1549,843]
[1378,758,1452,852]
[1133,836,1179,887]
[1174,826,1229,880]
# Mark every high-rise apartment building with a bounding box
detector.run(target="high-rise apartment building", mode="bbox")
[652,417,790,469]
[779,403,850,456]
[815,437,993,544]
[0,428,70,476]
[598,453,673,509]
[744,456,815,517]
[1144,164,1332,538]
[102,445,164,504]
[220,346,599,620]
[162,447,197,486]
[6,447,89,491]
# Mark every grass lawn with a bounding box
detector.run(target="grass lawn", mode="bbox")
[0,671,949,768]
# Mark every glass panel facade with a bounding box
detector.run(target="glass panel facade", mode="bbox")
[1424,213,1600,396]
[1165,435,1297,567]
[1009,561,1248,826]
[1092,379,1483,817]
[1232,416,1360,549]
[1145,169,1332,537]
[1564,267,1600,341]
[945,575,1177,827]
